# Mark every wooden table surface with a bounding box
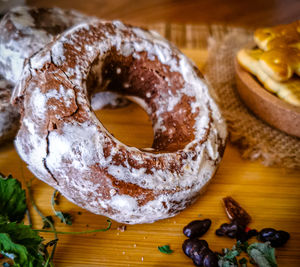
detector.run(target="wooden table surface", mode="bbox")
[1,1,300,266]
[0,47,300,266]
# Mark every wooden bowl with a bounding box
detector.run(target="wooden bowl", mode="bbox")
[234,57,300,138]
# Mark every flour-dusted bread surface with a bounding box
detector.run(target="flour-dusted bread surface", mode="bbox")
[0,6,127,144]
[0,6,91,144]
[13,20,227,224]
[0,6,90,84]
[0,77,19,144]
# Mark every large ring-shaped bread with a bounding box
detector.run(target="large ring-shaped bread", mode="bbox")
[13,20,227,224]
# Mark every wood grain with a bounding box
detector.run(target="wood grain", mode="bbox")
[27,0,300,27]
[0,48,300,266]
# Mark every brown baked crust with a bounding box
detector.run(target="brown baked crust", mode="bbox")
[0,6,91,84]
[0,6,127,144]
[0,6,92,144]
[0,77,19,145]
[13,20,227,224]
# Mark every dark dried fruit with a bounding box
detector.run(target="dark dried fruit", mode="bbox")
[183,219,212,238]
[215,228,224,236]
[258,228,276,240]
[182,239,208,257]
[247,229,258,239]
[215,221,251,242]
[192,247,210,266]
[258,228,290,247]
[223,196,251,226]
[236,229,248,243]
[182,239,218,267]
[203,252,219,267]
[215,221,240,238]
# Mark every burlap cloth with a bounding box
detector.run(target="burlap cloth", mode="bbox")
[148,24,300,168]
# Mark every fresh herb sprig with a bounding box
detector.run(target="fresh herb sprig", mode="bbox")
[0,174,27,223]
[0,174,112,266]
[218,243,242,266]
[26,181,58,267]
[247,242,277,267]
[218,241,278,267]
[34,220,112,235]
[0,174,46,267]
[158,245,174,254]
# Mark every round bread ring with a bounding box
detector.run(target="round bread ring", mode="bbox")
[13,20,227,224]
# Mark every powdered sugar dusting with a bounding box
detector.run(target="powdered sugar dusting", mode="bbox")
[14,19,227,224]
[0,6,100,143]
[0,6,92,84]
[0,79,19,143]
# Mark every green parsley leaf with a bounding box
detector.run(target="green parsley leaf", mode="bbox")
[247,242,278,267]
[218,244,240,267]
[0,223,44,267]
[218,241,250,267]
[0,174,27,223]
[0,214,9,224]
[218,254,238,267]
[0,223,43,254]
[223,249,240,260]
[217,260,237,267]
[158,245,173,254]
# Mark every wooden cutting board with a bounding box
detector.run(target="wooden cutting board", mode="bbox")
[0,49,299,266]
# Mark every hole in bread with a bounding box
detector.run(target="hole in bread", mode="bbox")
[93,101,154,149]
[87,48,197,152]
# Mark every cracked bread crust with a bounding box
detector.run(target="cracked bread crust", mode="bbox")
[13,20,227,224]
[0,6,90,144]
[0,6,127,144]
